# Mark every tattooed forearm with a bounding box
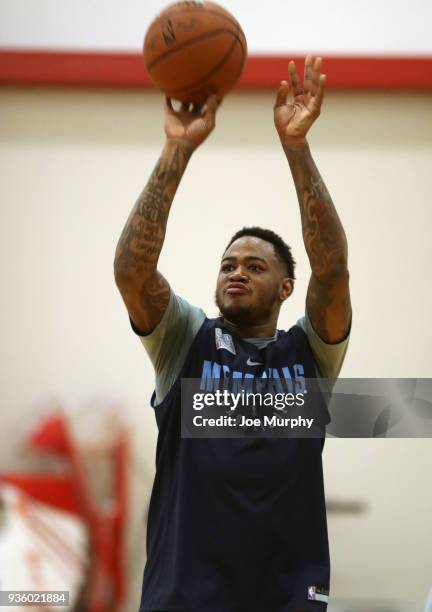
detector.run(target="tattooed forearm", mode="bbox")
[283,141,348,279]
[114,140,192,280]
[283,140,351,342]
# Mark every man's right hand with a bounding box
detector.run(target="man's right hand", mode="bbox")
[164,94,221,152]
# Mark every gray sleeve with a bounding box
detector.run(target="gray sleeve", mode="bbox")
[296,309,351,379]
[132,289,206,404]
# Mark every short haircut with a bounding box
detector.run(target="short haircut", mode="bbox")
[224,226,296,279]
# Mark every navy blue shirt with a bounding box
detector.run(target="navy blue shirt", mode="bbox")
[139,316,331,612]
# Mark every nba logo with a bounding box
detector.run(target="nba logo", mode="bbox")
[307,586,316,600]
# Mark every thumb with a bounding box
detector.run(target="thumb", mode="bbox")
[164,95,175,114]
[204,94,220,116]
[274,81,289,109]
[200,95,220,129]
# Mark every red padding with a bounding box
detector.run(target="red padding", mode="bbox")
[0,49,431,89]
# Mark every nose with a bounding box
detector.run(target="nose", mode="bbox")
[228,268,249,283]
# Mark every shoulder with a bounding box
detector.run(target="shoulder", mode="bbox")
[295,310,351,379]
[133,289,206,344]
[134,289,207,403]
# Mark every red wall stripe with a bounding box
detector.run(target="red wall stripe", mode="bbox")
[0,49,431,89]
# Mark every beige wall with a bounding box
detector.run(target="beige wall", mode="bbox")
[1,86,431,609]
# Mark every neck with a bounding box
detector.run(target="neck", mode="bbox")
[221,316,278,339]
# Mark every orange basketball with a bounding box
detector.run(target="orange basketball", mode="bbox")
[143,1,247,104]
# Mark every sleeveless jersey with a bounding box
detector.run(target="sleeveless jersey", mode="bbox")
[139,317,331,612]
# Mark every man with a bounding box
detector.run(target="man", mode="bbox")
[114,56,351,612]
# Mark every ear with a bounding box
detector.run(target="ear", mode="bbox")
[279,277,294,301]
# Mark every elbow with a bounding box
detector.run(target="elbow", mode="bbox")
[113,256,135,290]
[113,256,125,286]
[113,256,155,291]
[113,243,124,280]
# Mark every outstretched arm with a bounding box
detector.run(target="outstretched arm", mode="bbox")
[114,95,220,334]
[274,55,351,343]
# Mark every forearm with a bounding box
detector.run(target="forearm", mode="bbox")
[283,140,348,279]
[114,139,192,284]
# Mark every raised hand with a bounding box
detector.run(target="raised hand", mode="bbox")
[164,94,221,153]
[274,55,326,147]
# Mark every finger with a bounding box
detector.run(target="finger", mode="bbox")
[204,94,219,124]
[274,80,290,109]
[304,54,313,97]
[206,94,219,111]
[165,96,174,113]
[311,57,322,96]
[210,92,220,104]
[191,102,202,114]
[314,73,326,109]
[288,60,303,96]
[201,94,219,115]
[309,73,326,116]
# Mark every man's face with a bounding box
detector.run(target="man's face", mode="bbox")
[215,236,293,327]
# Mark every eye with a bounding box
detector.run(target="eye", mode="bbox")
[249,264,263,272]
[221,263,234,272]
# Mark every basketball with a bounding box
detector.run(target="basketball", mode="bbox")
[143,1,247,104]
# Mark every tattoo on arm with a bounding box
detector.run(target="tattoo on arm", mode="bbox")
[284,142,351,342]
[114,142,192,330]
[115,142,192,278]
[283,142,347,279]
[305,272,351,342]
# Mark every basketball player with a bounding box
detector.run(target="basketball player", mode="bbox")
[114,56,351,612]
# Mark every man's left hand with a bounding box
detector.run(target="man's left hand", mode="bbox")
[274,55,326,147]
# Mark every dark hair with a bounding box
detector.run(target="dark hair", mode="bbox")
[224,226,296,279]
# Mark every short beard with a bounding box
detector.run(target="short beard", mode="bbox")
[218,302,257,326]
[215,291,268,327]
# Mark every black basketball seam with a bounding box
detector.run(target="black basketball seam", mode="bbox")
[169,26,245,96]
[225,35,247,94]
[173,39,244,96]
[146,27,245,72]
[148,6,241,35]
[168,27,238,94]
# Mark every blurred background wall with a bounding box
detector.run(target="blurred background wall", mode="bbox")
[1,0,432,610]
[1,84,431,611]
